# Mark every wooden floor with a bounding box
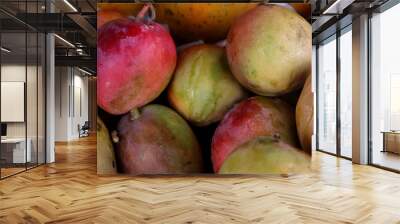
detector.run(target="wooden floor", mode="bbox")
[1,163,45,178]
[0,135,400,223]
[1,167,26,178]
[372,150,400,171]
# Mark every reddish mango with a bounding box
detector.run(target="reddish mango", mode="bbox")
[114,104,203,174]
[97,10,124,28]
[97,5,176,115]
[211,96,298,172]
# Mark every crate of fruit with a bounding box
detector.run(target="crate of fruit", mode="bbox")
[97,3,313,176]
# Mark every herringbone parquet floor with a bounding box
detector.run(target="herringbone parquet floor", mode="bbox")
[1,135,400,224]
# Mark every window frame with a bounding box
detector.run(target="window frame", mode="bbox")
[315,23,353,161]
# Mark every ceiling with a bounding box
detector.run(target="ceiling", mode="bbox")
[0,0,96,74]
[311,0,392,43]
[0,0,96,14]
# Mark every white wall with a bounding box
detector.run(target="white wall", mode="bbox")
[1,65,26,139]
[55,67,69,141]
[1,64,46,164]
[71,73,89,138]
[54,66,89,141]
[1,65,40,137]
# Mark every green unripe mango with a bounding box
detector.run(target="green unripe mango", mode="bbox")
[97,117,117,175]
[219,136,310,175]
[168,44,247,126]
[226,4,311,96]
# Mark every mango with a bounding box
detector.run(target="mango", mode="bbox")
[296,75,313,154]
[226,4,311,96]
[219,136,310,174]
[114,105,203,174]
[168,44,246,126]
[97,5,177,115]
[97,117,117,175]
[156,3,258,42]
[211,96,299,172]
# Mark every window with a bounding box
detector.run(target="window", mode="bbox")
[317,24,353,159]
[370,2,400,171]
[0,1,47,179]
[317,35,337,154]
[339,27,352,158]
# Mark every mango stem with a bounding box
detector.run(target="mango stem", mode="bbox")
[130,108,141,121]
[111,130,119,143]
[272,133,281,142]
[136,3,156,22]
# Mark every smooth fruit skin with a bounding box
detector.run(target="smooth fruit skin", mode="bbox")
[97,117,117,175]
[97,10,124,28]
[296,75,313,154]
[115,105,203,174]
[97,17,177,115]
[219,137,310,174]
[226,4,311,96]
[211,96,298,172]
[97,3,144,16]
[168,44,247,126]
[155,3,258,42]
[97,4,145,28]
[98,3,258,42]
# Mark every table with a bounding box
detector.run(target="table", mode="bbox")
[1,138,31,163]
[381,131,400,154]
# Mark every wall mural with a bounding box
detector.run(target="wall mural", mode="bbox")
[97,3,313,175]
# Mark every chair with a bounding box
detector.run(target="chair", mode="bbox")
[78,121,90,138]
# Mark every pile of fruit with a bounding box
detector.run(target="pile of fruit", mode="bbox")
[97,3,313,175]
